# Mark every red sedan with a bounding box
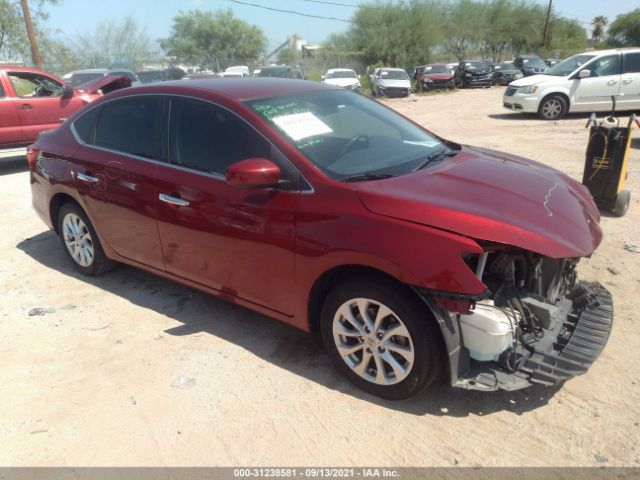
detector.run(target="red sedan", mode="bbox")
[28,78,612,399]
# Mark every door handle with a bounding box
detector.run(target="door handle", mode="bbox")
[159,193,189,207]
[607,80,618,86]
[76,172,99,183]
[19,104,33,110]
[622,78,633,85]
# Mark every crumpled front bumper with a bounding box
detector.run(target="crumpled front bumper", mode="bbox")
[422,282,613,392]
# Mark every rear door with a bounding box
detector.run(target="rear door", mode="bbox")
[618,51,640,110]
[0,72,23,146]
[7,70,86,142]
[154,96,301,315]
[70,96,165,270]
[571,54,622,111]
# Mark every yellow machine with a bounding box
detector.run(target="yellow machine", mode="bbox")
[583,97,638,217]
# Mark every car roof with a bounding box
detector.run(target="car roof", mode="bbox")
[124,78,336,101]
[574,47,640,56]
[381,68,406,71]
[327,68,355,72]
[70,69,108,74]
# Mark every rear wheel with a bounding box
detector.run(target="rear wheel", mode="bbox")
[320,276,444,400]
[538,95,567,120]
[57,202,115,276]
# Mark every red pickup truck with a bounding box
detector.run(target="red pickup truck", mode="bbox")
[0,66,130,148]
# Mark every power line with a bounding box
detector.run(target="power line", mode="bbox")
[291,0,388,9]
[227,0,355,22]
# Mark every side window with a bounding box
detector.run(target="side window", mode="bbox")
[8,72,64,98]
[0,82,4,98]
[94,97,160,159]
[589,55,620,77]
[73,106,101,144]
[169,98,270,174]
[623,52,640,74]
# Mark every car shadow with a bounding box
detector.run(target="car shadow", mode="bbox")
[16,230,563,417]
[0,155,28,176]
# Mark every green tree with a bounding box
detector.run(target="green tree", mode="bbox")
[0,0,59,64]
[349,0,444,69]
[607,8,640,47]
[591,15,607,45]
[543,17,588,59]
[73,16,157,69]
[161,9,266,71]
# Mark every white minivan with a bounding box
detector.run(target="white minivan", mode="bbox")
[503,48,640,120]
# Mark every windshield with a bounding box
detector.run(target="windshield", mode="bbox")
[69,72,104,86]
[521,57,546,67]
[497,62,516,70]
[463,62,485,70]
[246,90,445,180]
[427,65,449,73]
[547,54,596,76]
[258,68,291,78]
[326,70,357,79]
[380,70,409,80]
[137,71,165,83]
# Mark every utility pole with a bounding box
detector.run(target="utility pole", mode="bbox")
[20,0,43,69]
[542,0,553,49]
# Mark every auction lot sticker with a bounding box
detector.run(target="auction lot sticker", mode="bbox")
[272,112,333,141]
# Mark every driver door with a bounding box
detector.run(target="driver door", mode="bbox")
[8,70,84,142]
[154,96,302,315]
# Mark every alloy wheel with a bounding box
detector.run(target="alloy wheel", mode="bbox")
[332,298,415,385]
[62,212,95,267]
[541,98,562,119]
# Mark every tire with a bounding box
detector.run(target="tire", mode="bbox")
[57,202,115,276]
[613,190,631,217]
[320,275,444,400]
[538,94,568,120]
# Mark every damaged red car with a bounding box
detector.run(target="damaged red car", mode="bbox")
[29,78,612,399]
[0,67,131,149]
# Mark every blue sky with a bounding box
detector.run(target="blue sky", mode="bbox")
[43,0,638,50]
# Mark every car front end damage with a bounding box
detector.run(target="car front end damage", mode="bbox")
[417,247,612,391]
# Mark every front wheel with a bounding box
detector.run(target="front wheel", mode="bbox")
[320,276,444,400]
[538,95,567,120]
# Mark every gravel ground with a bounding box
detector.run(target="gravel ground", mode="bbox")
[1,86,639,467]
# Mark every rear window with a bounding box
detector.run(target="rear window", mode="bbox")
[623,52,640,74]
[94,97,160,159]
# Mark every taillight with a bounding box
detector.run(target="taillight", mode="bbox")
[26,145,40,170]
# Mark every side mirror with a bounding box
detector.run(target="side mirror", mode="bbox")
[62,85,74,98]
[225,158,281,189]
[579,69,591,78]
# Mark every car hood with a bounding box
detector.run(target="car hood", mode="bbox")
[324,78,360,88]
[353,145,602,259]
[378,79,411,88]
[464,68,490,75]
[75,74,132,94]
[423,73,453,80]
[509,74,550,87]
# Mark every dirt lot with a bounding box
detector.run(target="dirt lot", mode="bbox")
[1,87,639,467]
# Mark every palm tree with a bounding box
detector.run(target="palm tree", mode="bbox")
[591,16,608,45]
